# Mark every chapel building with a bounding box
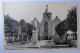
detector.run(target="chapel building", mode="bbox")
[32,5,61,40]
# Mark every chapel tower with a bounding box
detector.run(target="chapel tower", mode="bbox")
[40,5,52,40]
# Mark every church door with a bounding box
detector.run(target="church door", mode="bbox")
[44,22,48,40]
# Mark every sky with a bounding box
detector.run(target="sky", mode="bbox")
[3,2,78,23]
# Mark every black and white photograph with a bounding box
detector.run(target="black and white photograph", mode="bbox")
[3,2,78,50]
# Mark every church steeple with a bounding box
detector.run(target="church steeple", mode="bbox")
[45,5,48,13]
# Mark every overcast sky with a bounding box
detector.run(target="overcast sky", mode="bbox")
[3,2,77,23]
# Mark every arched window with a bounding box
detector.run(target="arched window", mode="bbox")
[44,22,48,33]
[44,22,48,40]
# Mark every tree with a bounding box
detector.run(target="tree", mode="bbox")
[4,15,19,43]
[27,23,34,41]
[4,15,19,37]
[19,19,27,33]
[55,20,68,38]
[4,15,11,37]
[19,19,34,41]
[55,7,77,38]
[67,7,77,32]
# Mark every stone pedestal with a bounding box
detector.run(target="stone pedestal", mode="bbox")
[32,30,38,43]
[29,30,40,48]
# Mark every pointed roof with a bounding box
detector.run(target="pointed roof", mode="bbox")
[45,5,48,13]
[31,17,39,25]
[53,16,60,22]
[33,18,39,23]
